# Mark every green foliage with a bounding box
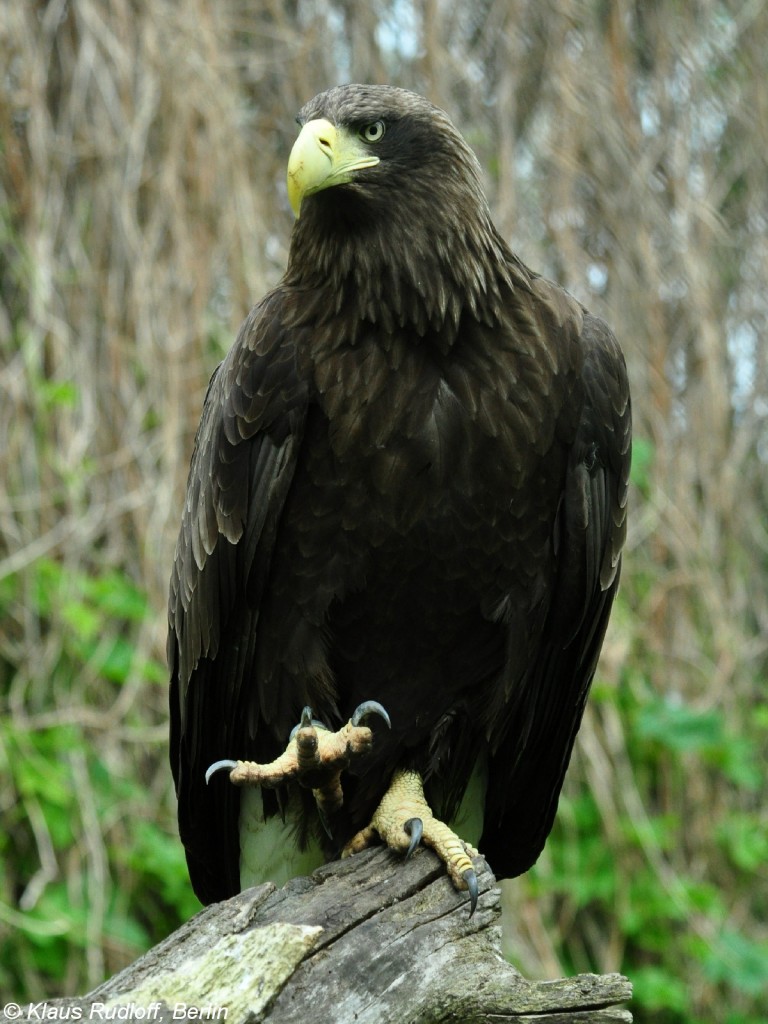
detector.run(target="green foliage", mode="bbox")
[28,558,166,688]
[634,697,762,790]
[630,437,654,497]
[523,668,768,1024]
[715,813,768,872]
[630,966,689,1017]
[0,559,194,999]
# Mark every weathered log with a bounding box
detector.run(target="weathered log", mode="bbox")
[2,848,632,1023]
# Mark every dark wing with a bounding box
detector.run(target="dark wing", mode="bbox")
[481,310,631,878]
[168,291,308,905]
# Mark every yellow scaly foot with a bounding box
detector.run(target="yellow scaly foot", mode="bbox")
[206,702,390,831]
[343,766,480,913]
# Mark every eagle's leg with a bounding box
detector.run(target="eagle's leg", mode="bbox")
[342,767,480,914]
[206,702,390,829]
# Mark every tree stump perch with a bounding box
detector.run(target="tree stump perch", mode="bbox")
[3,848,632,1023]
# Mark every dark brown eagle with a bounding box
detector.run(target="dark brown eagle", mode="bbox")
[168,84,631,910]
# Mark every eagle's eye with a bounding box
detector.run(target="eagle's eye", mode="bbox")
[359,120,386,143]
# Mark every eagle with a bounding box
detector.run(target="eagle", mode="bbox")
[168,84,631,911]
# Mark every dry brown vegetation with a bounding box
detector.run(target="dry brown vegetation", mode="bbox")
[1,2,766,1021]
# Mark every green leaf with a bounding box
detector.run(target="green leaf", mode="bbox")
[98,636,137,683]
[629,437,654,494]
[698,930,768,996]
[716,814,768,871]
[86,572,149,620]
[636,700,724,753]
[37,379,79,411]
[61,599,102,642]
[714,736,762,791]
[103,906,150,951]
[118,820,201,920]
[631,964,689,1014]
[140,655,169,685]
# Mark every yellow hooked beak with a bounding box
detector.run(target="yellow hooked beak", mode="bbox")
[286,119,380,217]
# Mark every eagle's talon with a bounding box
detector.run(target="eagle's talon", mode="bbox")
[289,705,330,740]
[204,703,387,827]
[205,759,238,784]
[351,700,392,729]
[344,768,480,912]
[404,816,423,858]
[463,867,479,917]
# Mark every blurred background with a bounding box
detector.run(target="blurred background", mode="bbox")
[1,1,766,1020]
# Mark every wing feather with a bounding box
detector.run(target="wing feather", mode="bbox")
[481,311,631,878]
[168,291,308,904]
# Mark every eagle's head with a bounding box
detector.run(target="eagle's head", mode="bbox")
[287,85,487,221]
[284,84,511,333]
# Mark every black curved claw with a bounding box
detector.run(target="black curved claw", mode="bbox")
[403,817,423,859]
[205,759,238,784]
[289,705,330,741]
[351,700,392,729]
[463,867,479,917]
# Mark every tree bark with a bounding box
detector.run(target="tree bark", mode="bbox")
[3,849,632,1023]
